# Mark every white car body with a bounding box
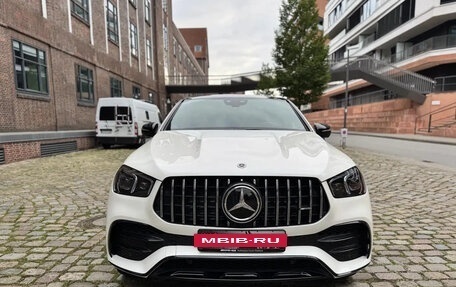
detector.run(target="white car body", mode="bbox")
[106,95,373,282]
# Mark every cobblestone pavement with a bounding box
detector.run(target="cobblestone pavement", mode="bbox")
[0,147,455,287]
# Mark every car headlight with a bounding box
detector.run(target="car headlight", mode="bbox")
[328,167,366,198]
[113,165,155,197]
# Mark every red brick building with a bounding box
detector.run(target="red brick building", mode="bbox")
[0,0,206,164]
[179,28,209,75]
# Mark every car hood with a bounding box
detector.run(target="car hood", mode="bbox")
[124,130,355,181]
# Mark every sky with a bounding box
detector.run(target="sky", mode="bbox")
[172,0,282,76]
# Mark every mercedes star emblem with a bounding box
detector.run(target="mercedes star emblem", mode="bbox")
[222,183,261,224]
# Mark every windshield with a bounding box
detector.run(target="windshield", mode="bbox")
[167,97,309,131]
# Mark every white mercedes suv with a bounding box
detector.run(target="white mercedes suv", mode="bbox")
[106,95,373,282]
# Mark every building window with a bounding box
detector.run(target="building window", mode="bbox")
[71,0,90,23]
[130,22,138,56]
[146,39,152,66]
[106,1,118,44]
[194,45,202,52]
[13,40,48,94]
[129,0,136,8]
[361,0,380,22]
[132,86,140,98]
[163,25,169,52]
[145,0,151,24]
[377,0,415,38]
[75,64,94,103]
[162,0,167,12]
[110,78,122,97]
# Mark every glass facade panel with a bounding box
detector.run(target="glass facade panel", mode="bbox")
[71,0,89,23]
[76,64,94,103]
[145,0,151,23]
[110,78,122,97]
[130,23,138,56]
[107,1,118,43]
[13,40,48,94]
[146,39,152,66]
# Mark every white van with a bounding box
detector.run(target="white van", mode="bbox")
[95,97,161,148]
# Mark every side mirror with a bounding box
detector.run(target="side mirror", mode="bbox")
[142,122,159,138]
[314,123,331,139]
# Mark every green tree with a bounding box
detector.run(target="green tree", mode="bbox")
[256,63,277,96]
[272,0,330,105]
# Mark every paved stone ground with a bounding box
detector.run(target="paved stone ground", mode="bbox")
[0,147,455,287]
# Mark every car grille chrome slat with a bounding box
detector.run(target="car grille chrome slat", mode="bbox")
[275,179,280,226]
[204,179,208,226]
[264,179,268,227]
[192,179,197,225]
[286,179,291,226]
[309,179,313,224]
[154,177,329,228]
[170,179,175,222]
[181,178,185,224]
[215,178,219,227]
[298,179,302,225]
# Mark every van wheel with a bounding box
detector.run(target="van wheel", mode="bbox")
[102,144,111,149]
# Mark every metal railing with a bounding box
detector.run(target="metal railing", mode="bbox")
[329,89,399,109]
[332,34,456,66]
[415,101,456,133]
[435,75,456,92]
[387,34,456,64]
[348,56,436,94]
[166,71,261,86]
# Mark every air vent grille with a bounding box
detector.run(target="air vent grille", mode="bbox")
[40,141,77,157]
[0,148,4,164]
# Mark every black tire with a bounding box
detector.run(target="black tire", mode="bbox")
[102,144,111,149]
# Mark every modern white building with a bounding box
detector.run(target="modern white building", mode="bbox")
[320,0,456,109]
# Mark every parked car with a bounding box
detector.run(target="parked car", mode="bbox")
[106,94,373,282]
[95,97,161,148]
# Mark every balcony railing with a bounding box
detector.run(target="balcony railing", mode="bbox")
[387,34,456,64]
[435,75,456,92]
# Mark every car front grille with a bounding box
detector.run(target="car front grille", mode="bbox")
[153,176,329,228]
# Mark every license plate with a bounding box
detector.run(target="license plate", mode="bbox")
[100,129,112,134]
[194,230,287,252]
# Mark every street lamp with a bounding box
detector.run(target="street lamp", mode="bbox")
[341,48,349,149]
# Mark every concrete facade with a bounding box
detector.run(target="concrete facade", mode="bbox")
[314,0,456,137]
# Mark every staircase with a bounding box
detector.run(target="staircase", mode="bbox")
[415,102,456,134]
[331,56,435,104]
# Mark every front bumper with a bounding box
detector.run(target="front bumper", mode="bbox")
[106,183,373,280]
[108,220,371,280]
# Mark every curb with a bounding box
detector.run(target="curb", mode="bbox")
[345,131,456,146]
